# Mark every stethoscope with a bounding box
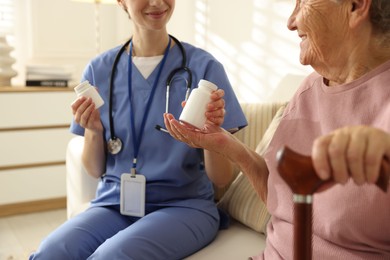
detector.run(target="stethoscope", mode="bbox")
[107,35,193,155]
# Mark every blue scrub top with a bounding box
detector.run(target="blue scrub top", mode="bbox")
[70,41,247,216]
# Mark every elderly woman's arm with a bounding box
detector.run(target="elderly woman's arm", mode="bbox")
[223,132,269,201]
[164,113,269,202]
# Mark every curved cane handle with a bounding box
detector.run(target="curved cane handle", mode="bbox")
[277,146,390,195]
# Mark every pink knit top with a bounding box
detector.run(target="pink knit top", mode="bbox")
[255,60,390,259]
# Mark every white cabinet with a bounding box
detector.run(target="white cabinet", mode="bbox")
[0,87,76,214]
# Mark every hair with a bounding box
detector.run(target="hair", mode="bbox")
[370,0,390,34]
[334,0,390,34]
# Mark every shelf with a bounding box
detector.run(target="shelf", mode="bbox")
[0,86,75,93]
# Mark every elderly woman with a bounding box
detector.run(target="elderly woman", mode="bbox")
[164,0,390,259]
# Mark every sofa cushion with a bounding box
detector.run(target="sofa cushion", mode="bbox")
[185,219,266,259]
[217,103,287,234]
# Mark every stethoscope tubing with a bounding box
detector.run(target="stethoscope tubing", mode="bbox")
[108,35,193,152]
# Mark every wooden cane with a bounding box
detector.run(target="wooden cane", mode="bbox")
[276,146,390,260]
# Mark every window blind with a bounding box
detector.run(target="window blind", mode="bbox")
[0,0,14,35]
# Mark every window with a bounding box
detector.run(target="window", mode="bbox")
[0,0,14,36]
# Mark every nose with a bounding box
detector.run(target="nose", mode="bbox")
[149,0,164,6]
[287,2,298,31]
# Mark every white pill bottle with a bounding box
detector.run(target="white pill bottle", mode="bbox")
[74,80,104,109]
[179,79,218,129]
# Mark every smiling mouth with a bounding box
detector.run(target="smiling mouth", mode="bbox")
[146,10,167,16]
[298,35,307,43]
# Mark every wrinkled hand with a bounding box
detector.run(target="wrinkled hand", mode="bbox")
[71,96,103,133]
[164,113,231,151]
[312,125,390,186]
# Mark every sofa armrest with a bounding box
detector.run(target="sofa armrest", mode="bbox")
[66,135,99,219]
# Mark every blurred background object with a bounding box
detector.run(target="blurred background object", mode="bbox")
[0,0,17,86]
[71,0,117,55]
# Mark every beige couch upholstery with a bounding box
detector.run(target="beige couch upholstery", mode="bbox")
[66,102,287,259]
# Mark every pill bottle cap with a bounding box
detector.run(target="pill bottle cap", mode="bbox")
[74,80,91,94]
[199,79,218,91]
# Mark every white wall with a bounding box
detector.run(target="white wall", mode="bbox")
[12,0,312,103]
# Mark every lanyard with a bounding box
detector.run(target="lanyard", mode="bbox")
[128,37,172,175]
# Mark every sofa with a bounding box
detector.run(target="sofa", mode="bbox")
[66,101,288,259]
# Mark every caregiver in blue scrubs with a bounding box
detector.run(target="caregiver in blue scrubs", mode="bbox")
[30,0,247,259]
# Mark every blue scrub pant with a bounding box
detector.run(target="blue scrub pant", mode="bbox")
[29,205,219,260]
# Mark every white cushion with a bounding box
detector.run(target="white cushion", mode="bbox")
[185,220,265,260]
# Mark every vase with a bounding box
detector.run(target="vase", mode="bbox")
[0,35,18,87]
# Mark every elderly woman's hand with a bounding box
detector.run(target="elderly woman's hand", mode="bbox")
[312,126,390,187]
[163,113,228,149]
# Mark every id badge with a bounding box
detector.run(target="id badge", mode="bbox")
[120,173,146,217]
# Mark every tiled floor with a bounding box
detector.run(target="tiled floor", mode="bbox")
[0,209,67,260]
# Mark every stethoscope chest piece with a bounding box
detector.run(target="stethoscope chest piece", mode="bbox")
[107,138,123,154]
